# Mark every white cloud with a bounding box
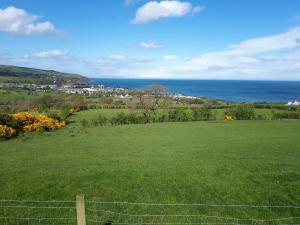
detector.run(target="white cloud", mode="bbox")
[25,50,70,60]
[227,27,300,55]
[0,6,60,36]
[163,55,177,61]
[4,27,300,80]
[192,6,205,14]
[107,54,127,60]
[140,41,163,49]
[173,27,300,80]
[132,1,204,24]
[87,27,300,80]
[86,54,156,76]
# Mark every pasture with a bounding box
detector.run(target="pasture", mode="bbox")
[1,109,300,223]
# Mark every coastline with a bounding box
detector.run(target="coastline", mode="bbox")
[90,78,300,103]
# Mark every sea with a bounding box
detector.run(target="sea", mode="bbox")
[90,79,300,103]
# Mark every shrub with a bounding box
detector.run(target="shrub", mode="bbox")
[60,104,75,121]
[256,114,267,120]
[158,114,169,122]
[80,119,89,127]
[47,110,63,121]
[168,108,189,122]
[97,115,108,126]
[191,107,212,121]
[12,112,36,125]
[224,115,234,121]
[0,125,16,139]
[115,112,128,125]
[22,115,65,132]
[272,111,300,120]
[126,112,139,124]
[0,113,20,130]
[226,104,255,120]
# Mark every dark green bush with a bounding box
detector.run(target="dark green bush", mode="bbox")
[226,104,255,120]
[168,108,189,122]
[191,107,212,121]
[97,114,108,126]
[272,111,300,120]
[80,119,89,127]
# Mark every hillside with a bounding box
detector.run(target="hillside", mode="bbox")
[1,110,300,223]
[0,65,89,85]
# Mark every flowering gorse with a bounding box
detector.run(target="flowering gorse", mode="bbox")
[11,112,65,133]
[224,115,234,121]
[12,112,36,125]
[0,125,17,138]
[22,114,65,132]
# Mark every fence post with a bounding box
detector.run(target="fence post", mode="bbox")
[76,194,86,225]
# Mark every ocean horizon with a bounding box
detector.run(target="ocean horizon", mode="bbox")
[90,78,300,103]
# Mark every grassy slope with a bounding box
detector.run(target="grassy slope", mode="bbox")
[1,112,300,206]
[0,89,49,102]
[0,65,89,85]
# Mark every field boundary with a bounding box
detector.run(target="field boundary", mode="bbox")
[0,195,300,225]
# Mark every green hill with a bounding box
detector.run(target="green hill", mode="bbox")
[0,65,89,85]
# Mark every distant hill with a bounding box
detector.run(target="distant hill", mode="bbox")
[0,65,89,85]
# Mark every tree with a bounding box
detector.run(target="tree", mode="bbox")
[147,84,167,96]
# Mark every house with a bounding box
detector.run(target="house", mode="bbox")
[287,101,300,106]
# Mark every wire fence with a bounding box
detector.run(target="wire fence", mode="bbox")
[0,200,76,225]
[85,200,300,225]
[1,196,300,225]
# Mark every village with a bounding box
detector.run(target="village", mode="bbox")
[0,82,205,101]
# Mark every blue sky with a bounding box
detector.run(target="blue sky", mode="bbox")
[1,0,300,80]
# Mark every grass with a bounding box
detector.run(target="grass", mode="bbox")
[1,109,300,223]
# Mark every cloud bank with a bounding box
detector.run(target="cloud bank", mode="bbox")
[3,27,300,80]
[177,27,300,80]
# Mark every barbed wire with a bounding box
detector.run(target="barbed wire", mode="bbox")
[86,199,300,225]
[0,199,77,225]
[87,200,300,209]
[0,205,76,209]
[0,200,76,203]
[86,208,300,222]
[0,199,299,225]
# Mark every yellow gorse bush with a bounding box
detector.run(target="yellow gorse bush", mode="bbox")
[12,112,36,124]
[224,115,234,121]
[0,125,16,138]
[13,112,65,133]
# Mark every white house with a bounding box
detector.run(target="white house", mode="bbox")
[287,101,300,106]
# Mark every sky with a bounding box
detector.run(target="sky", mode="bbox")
[1,0,300,80]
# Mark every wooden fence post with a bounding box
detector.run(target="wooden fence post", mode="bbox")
[76,194,86,225]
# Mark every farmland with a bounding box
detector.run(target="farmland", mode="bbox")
[1,110,300,205]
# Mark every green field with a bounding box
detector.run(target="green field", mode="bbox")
[1,109,300,224]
